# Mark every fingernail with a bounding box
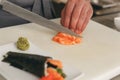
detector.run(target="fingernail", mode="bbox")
[75,30,81,34]
[70,29,74,32]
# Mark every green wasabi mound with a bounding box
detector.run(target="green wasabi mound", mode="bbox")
[16,37,30,51]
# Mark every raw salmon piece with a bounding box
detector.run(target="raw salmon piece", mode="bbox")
[52,32,81,45]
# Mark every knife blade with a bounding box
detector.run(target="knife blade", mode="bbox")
[0,0,81,37]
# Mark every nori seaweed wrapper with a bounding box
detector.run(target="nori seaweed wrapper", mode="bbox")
[2,51,52,77]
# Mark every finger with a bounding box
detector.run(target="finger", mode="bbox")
[63,0,76,28]
[86,0,90,2]
[75,2,89,34]
[60,8,65,25]
[69,0,84,32]
[81,17,89,33]
[81,7,93,32]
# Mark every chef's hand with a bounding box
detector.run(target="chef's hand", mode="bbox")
[61,0,93,34]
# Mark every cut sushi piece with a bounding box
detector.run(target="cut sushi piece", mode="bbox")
[2,51,66,80]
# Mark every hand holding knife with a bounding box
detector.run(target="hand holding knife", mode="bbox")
[0,0,81,38]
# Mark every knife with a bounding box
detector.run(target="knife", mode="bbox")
[0,0,81,37]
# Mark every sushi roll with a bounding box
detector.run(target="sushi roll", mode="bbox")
[2,51,66,80]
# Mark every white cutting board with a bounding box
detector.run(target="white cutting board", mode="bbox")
[0,19,120,80]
